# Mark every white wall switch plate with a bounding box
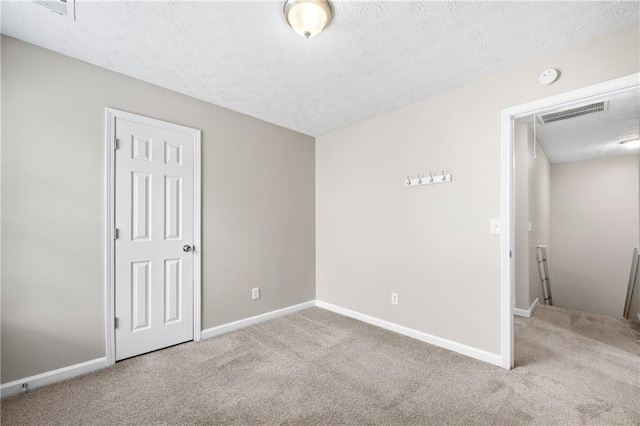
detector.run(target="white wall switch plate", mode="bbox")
[490,219,501,235]
[528,221,533,232]
[251,287,260,300]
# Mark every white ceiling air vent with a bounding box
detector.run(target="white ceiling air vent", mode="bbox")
[538,101,607,124]
[34,0,76,21]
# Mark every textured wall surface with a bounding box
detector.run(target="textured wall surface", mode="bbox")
[316,25,639,355]
[1,1,638,136]
[1,36,315,384]
[550,156,638,318]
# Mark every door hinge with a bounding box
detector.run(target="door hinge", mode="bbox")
[113,138,119,150]
[509,251,512,258]
[115,317,119,329]
[113,228,119,240]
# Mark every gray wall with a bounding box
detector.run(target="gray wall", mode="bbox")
[316,25,639,355]
[550,155,639,318]
[527,129,551,308]
[633,153,640,321]
[514,124,530,310]
[1,36,316,383]
[514,124,551,311]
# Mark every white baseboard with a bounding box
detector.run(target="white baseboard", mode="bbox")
[2,298,506,397]
[2,302,316,398]
[1,357,107,398]
[315,300,503,368]
[200,300,316,340]
[514,297,539,318]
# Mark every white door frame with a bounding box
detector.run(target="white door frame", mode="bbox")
[499,73,639,370]
[104,108,202,366]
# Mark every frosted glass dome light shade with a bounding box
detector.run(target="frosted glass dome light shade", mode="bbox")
[284,0,332,39]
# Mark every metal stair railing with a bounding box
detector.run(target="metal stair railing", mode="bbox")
[623,246,639,319]
[537,245,553,306]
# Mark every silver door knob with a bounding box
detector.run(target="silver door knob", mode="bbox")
[183,245,193,253]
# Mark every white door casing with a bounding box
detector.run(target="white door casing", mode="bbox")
[499,73,640,370]
[106,109,201,364]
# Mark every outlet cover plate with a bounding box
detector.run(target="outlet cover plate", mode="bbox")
[391,292,399,305]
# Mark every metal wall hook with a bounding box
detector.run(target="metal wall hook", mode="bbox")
[404,170,452,187]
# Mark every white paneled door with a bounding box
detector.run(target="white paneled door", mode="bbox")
[114,115,196,361]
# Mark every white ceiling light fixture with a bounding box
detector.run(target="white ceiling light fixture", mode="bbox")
[620,138,640,148]
[284,0,332,39]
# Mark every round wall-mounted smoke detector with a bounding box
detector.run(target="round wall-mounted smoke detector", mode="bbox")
[539,69,559,85]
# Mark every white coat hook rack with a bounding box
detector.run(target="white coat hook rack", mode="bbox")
[405,170,452,187]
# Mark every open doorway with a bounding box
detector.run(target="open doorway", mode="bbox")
[514,87,639,319]
[500,74,640,369]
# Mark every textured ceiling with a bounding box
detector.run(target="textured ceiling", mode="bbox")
[517,88,640,164]
[2,1,639,136]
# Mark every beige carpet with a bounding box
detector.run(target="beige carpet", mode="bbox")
[2,305,639,425]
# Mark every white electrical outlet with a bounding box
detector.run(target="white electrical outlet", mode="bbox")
[391,292,399,306]
[252,287,260,300]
